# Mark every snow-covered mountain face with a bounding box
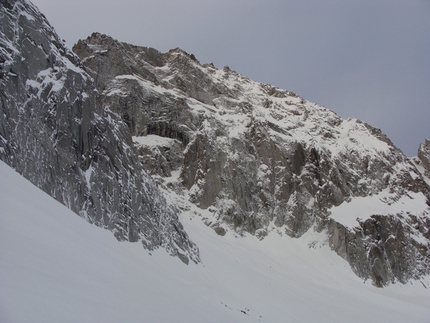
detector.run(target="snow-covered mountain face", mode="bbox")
[0,0,199,264]
[1,0,429,287]
[74,33,430,286]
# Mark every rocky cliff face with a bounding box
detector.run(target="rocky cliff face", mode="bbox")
[73,33,430,286]
[1,0,429,286]
[0,0,199,264]
[414,139,430,180]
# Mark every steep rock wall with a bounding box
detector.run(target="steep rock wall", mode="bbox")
[73,33,430,285]
[0,0,199,263]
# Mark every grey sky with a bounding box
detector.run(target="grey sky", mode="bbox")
[31,0,430,156]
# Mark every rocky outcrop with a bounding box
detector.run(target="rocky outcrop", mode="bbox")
[328,212,430,287]
[0,0,199,263]
[415,139,430,179]
[73,33,430,286]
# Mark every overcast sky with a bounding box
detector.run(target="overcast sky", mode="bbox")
[30,0,430,156]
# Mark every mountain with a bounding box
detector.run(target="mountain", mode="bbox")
[1,159,430,322]
[73,33,430,286]
[0,0,198,263]
[0,0,429,288]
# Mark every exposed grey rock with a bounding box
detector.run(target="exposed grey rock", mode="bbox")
[0,0,199,264]
[415,139,430,179]
[73,32,430,286]
[133,135,183,177]
[328,212,430,287]
[1,0,428,286]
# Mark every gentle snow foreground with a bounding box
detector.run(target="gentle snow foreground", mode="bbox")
[1,160,429,323]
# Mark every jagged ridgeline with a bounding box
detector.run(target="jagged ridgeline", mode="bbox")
[1,0,430,287]
[73,32,430,286]
[0,0,199,264]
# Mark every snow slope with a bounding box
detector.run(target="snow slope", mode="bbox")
[329,189,429,230]
[1,160,429,323]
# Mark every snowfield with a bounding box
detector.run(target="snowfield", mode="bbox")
[1,160,429,323]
